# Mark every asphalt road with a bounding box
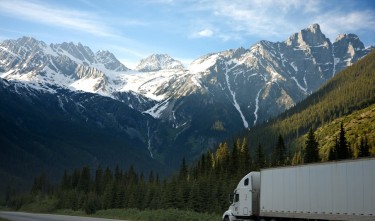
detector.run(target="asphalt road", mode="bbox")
[0,211,129,221]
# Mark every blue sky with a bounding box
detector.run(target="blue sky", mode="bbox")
[1,0,375,68]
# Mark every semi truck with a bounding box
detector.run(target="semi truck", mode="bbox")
[222,158,375,221]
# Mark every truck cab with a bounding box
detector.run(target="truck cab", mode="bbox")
[222,172,260,221]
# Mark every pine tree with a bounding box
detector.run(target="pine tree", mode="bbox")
[239,137,250,174]
[215,142,230,163]
[78,166,90,194]
[358,137,370,157]
[254,143,265,169]
[272,135,286,166]
[114,165,122,183]
[71,169,81,189]
[329,137,338,161]
[61,170,71,190]
[95,166,104,195]
[304,128,320,163]
[337,123,351,159]
[230,139,240,174]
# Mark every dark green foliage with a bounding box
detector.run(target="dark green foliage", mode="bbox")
[254,143,266,169]
[31,173,52,195]
[328,123,353,161]
[329,137,339,161]
[304,128,320,163]
[78,166,90,194]
[358,137,370,157]
[272,135,287,166]
[337,123,352,160]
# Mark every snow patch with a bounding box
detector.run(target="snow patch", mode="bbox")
[188,54,218,73]
[333,57,340,77]
[42,45,59,57]
[290,62,298,72]
[57,96,67,112]
[224,64,248,128]
[291,77,307,94]
[146,121,154,158]
[253,89,262,126]
[144,99,169,118]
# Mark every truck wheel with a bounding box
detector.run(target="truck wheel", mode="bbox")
[223,216,230,221]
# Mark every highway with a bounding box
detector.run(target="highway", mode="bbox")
[0,211,128,221]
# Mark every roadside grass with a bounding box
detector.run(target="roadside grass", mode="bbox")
[0,218,11,221]
[56,208,221,221]
[19,195,58,213]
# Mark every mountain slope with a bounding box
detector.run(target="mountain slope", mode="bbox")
[247,50,375,155]
[0,78,171,195]
[312,103,375,159]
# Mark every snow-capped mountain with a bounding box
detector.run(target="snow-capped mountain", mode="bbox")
[136,24,372,128]
[0,24,373,169]
[135,54,184,72]
[0,37,128,96]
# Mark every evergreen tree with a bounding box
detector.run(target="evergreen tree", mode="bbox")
[61,170,71,190]
[239,137,251,174]
[103,167,113,188]
[215,142,230,163]
[230,140,240,174]
[78,166,90,194]
[71,169,81,189]
[114,165,122,183]
[329,137,338,161]
[272,135,286,166]
[304,128,320,163]
[254,143,265,169]
[148,171,155,184]
[337,123,351,159]
[358,137,370,157]
[95,166,104,195]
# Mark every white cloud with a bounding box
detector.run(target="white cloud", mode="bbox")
[190,28,214,38]
[197,28,214,37]
[317,10,375,40]
[0,0,116,37]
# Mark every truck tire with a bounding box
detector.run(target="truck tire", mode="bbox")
[223,216,230,221]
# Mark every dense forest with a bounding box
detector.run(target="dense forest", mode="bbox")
[5,122,373,216]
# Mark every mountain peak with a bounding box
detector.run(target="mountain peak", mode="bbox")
[307,23,321,33]
[135,54,184,72]
[334,33,364,49]
[285,23,329,48]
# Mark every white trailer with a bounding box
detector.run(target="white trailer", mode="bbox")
[223,158,375,221]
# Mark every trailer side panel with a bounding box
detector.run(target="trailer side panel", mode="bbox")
[259,158,375,220]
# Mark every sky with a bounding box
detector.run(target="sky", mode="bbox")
[1,0,375,69]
